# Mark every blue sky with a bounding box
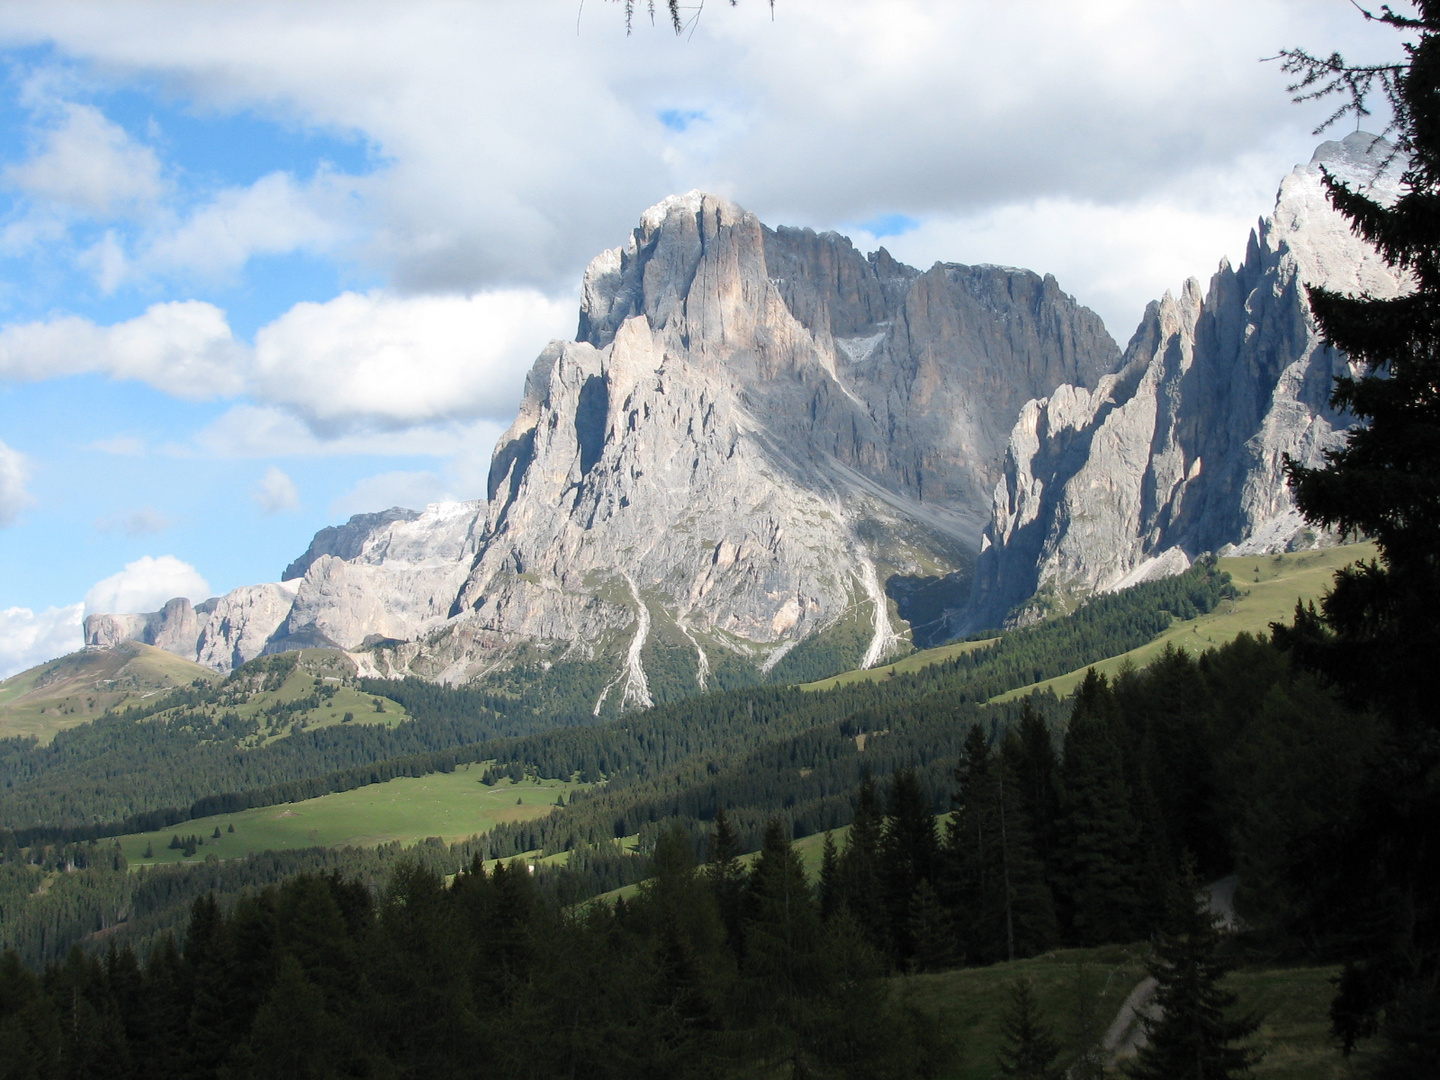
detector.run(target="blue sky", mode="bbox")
[0,1,1409,675]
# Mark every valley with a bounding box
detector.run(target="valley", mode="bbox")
[0,125,1418,1077]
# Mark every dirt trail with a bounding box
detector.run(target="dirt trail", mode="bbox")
[1101,877,1239,1065]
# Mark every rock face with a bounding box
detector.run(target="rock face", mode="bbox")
[86,191,1118,692]
[83,597,217,660]
[282,508,422,581]
[966,132,1408,628]
[85,138,1401,689]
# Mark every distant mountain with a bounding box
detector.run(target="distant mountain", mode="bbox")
[0,640,217,744]
[84,136,1398,699]
[89,194,1117,700]
[965,132,1406,628]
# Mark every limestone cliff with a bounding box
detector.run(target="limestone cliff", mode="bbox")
[86,191,1118,694]
[966,132,1408,629]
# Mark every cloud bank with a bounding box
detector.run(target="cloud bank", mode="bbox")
[0,604,84,679]
[0,439,34,527]
[84,555,212,616]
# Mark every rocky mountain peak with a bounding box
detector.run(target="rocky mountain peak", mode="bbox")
[966,132,1408,630]
[87,190,1120,693]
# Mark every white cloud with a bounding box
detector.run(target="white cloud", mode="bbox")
[93,506,171,536]
[0,300,246,399]
[140,170,353,283]
[84,554,211,616]
[872,195,1273,344]
[0,438,35,527]
[252,465,299,514]
[330,469,448,518]
[80,228,129,293]
[1,285,569,436]
[192,405,506,460]
[3,101,163,216]
[0,603,84,679]
[0,0,1407,304]
[250,288,573,430]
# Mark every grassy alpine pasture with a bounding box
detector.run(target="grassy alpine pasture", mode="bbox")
[901,948,1364,1080]
[158,649,412,744]
[119,763,588,866]
[799,635,999,692]
[992,541,1377,703]
[0,641,218,745]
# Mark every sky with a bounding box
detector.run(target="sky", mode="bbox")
[0,0,1411,677]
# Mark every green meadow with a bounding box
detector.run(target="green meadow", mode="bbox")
[0,642,218,745]
[902,948,1362,1080]
[120,763,588,866]
[993,542,1377,702]
[800,636,998,692]
[798,544,1374,702]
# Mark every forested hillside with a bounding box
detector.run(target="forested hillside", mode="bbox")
[0,560,1234,845]
[0,548,1408,1076]
[0,626,1383,1078]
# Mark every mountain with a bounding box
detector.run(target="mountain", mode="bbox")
[0,640,217,745]
[87,192,1118,697]
[83,137,1396,693]
[964,132,1407,628]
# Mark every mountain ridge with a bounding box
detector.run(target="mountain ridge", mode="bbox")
[83,136,1397,695]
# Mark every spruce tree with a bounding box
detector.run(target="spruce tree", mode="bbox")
[834,774,886,949]
[817,832,840,922]
[1054,670,1144,946]
[1277,9,1440,1068]
[742,821,826,1016]
[1126,862,1259,1080]
[1003,699,1060,873]
[996,978,1063,1080]
[943,724,1057,964]
[879,768,939,963]
[706,808,746,958]
[906,879,956,972]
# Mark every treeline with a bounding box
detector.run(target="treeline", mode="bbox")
[808,632,1371,973]
[0,560,1224,848]
[0,841,954,1080]
[898,555,1235,702]
[3,636,1335,1080]
[0,626,1385,1074]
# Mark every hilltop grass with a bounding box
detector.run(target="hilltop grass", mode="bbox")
[120,762,588,866]
[0,643,219,745]
[992,542,1377,702]
[901,949,1364,1080]
[228,662,411,742]
[795,543,1374,705]
[799,636,998,692]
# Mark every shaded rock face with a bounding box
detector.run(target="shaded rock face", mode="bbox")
[86,191,1118,690]
[967,132,1408,629]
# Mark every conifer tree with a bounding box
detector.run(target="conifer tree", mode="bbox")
[1003,699,1060,873]
[706,808,746,957]
[742,820,826,1016]
[1054,670,1144,945]
[943,725,1057,964]
[817,831,840,922]
[1126,861,1259,1080]
[880,768,939,963]
[1276,9,1440,1068]
[834,774,886,948]
[997,978,1063,1080]
[906,879,956,972]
